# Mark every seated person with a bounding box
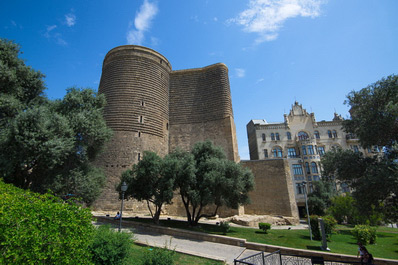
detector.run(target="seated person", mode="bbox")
[114,211,121,220]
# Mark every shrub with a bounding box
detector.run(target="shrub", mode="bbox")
[322,215,337,240]
[89,225,134,264]
[309,215,321,240]
[352,225,377,245]
[258,222,271,234]
[220,221,231,234]
[142,247,175,265]
[0,180,94,264]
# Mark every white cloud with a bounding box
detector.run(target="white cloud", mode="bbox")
[44,25,57,38]
[235,68,246,78]
[150,36,160,46]
[43,25,67,46]
[127,0,158,45]
[65,13,76,27]
[231,0,325,43]
[55,34,68,46]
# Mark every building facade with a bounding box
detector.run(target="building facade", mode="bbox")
[247,102,379,211]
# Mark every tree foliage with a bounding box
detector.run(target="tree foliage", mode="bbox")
[322,148,397,221]
[0,39,112,204]
[327,193,356,224]
[343,74,398,148]
[0,179,94,264]
[171,141,254,226]
[321,74,398,223]
[121,141,255,226]
[121,151,175,224]
[307,180,336,216]
[0,39,46,125]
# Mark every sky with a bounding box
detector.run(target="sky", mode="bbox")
[1,0,397,160]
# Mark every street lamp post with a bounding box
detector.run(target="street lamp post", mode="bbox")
[119,182,128,232]
[302,181,312,241]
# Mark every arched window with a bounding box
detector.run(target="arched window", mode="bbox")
[305,162,310,174]
[302,145,307,155]
[298,131,309,140]
[272,147,283,158]
[287,132,291,140]
[332,130,337,138]
[328,130,332,138]
[275,133,280,141]
[271,133,275,141]
[318,146,325,156]
[263,149,268,158]
[307,145,315,155]
[262,133,266,141]
[314,130,320,139]
[311,162,318,173]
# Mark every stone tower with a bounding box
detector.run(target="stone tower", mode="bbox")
[93,46,172,210]
[93,45,299,224]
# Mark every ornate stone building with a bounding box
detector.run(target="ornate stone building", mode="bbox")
[247,102,380,212]
[92,45,299,223]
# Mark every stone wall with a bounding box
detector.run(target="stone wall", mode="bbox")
[169,64,239,162]
[241,159,299,221]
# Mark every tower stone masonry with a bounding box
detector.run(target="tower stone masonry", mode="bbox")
[93,45,299,223]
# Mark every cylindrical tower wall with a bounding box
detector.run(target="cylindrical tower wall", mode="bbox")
[169,63,240,162]
[93,45,171,211]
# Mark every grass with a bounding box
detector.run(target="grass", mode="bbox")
[125,217,398,260]
[129,243,224,265]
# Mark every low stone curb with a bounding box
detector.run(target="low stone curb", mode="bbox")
[134,240,227,264]
[94,216,398,265]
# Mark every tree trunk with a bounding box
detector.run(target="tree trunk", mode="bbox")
[153,205,162,225]
[181,195,192,225]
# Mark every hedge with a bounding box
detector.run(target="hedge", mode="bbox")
[0,179,94,264]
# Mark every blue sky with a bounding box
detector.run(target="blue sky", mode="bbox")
[1,0,397,160]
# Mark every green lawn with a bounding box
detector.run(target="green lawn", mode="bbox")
[125,217,398,260]
[129,243,224,265]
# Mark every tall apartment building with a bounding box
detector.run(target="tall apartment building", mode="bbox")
[247,102,379,212]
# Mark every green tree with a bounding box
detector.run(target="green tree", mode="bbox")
[0,39,112,205]
[172,141,254,226]
[328,194,356,224]
[0,179,94,264]
[321,74,398,223]
[343,74,398,149]
[121,151,175,224]
[322,147,397,221]
[307,180,336,216]
[0,39,46,126]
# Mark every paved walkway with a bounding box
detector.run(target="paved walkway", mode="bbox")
[92,214,308,264]
[93,219,262,264]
